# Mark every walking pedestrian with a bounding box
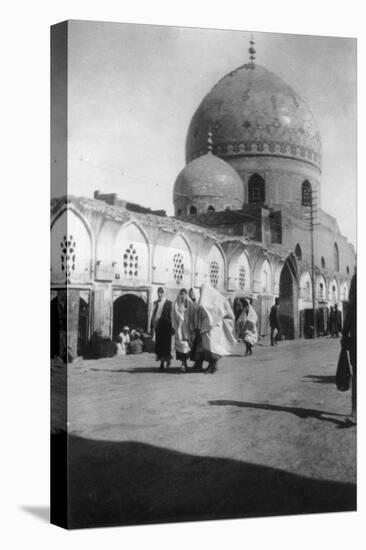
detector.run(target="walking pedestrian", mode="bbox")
[188,288,204,371]
[241,299,258,355]
[196,284,237,374]
[341,273,357,424]
[269,297,281,346]
[150,287,174,371]
[172,288,195,372]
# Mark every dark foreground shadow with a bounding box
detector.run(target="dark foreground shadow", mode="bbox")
[208,400,350,427]
[20,506,49,523]
[51,433,356,529]
[304,375,336,384]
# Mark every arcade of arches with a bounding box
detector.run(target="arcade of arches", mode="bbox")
[51,197,354,359]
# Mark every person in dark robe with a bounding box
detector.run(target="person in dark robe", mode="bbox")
[269,297,281,346]
[341,273,356,425]
[330,303,341,337]
[150,287,173,371]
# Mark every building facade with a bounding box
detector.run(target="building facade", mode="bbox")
[51,48,355,359]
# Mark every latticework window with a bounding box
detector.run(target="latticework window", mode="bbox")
[238,265,246,290]
[209,260,219,288]
[123,243,139,278]
[60,235,76,284]
[173,252,184,284]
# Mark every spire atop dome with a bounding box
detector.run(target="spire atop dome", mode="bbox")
[207,126,213,153]
[248,35,256,68]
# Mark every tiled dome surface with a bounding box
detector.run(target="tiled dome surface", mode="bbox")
[186,64,321,169]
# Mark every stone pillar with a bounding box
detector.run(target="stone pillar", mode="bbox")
[66,289,81,357]
[92,283,112,337]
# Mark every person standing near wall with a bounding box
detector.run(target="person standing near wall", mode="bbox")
[341,273,357,425]
[150,287,174,371]
[269,297,281,346]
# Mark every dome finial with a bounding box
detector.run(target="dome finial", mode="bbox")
[249,34,256,68]
[207,126,213,153]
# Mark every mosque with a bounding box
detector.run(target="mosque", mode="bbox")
[51,39,356,359]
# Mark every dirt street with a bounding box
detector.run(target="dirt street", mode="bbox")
[59,337,356,528]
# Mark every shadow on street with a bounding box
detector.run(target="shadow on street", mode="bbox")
[51,433,356,529]
[304,374,336,384]
[208,400,349,427]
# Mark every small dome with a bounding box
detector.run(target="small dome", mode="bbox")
[186,64,321,170]
[174,152,244,214]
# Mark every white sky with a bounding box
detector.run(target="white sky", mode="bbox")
[64,20,357,245]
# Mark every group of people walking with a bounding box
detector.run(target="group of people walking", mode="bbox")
[150,284,260,373]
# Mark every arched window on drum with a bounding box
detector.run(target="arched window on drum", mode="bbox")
[248,174,265,204]
[302,180,312,206]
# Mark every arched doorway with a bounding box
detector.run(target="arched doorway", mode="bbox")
[279,256,298,339]
[113,293,148,339]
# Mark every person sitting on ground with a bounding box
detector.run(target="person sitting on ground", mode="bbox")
[86,330,117,359]
[128,331,144,355]
[116,326,131,355]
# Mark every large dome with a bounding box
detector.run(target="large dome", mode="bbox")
[186,64,321,170]
[173,151,244,214]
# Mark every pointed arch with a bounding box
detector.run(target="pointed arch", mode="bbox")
[207,243,226,289]
[340,280,349,302]
[299,271,313,302]
[253,257,273,294]
[168,233,193,287]
[51,205,93,284]
[315,274,327,301]
[279,255,299,339]
[295,243,302,261]
[328,277,339,304]
[227,249,251,293]
[113,220,150,283]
